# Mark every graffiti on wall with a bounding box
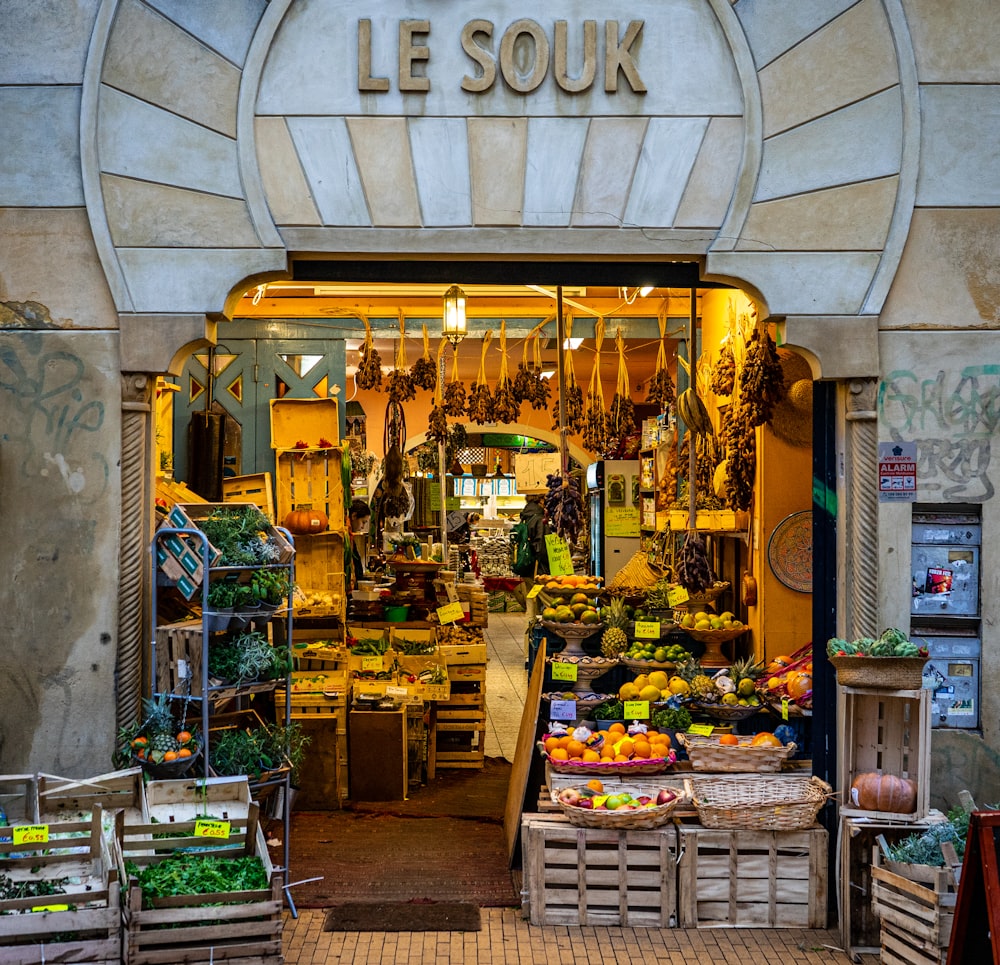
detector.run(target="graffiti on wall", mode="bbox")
[878,365,1000,501]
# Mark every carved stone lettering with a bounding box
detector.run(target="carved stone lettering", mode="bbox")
[358,19,390,92]
[605,19,646,93]
[554,20,597,93]
[461,20,496,93]
[399,19,430,92]
[499,19,549,94]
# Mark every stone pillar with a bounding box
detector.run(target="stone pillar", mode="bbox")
[119,373,153,730]
[845,378,879,640]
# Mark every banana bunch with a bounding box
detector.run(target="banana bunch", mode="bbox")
[677,388,714,436]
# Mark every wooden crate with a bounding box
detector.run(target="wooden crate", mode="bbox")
[295,716,349,808]
[0,807,121,965]
[440,642,487,665]
[38,768,148,826]
[521,814,678,926]
[155,619,203,693]
[0,775,39,825]
[177,502,294,565]
[677,824,828,928]
[144,775,253,825]
[293,530,346,619]
[872,855,956,965]
[275,670,349,719]
[119,805,282,965]
[223,472,275,521]
[270,397,339,450]
[839,686,931,822]
[275,450,345,532]
[430,694,486,770]
[207,709,292,797]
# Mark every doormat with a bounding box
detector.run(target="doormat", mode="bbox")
[324,901,481,932]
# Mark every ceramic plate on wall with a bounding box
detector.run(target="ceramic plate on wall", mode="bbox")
[767,511,812,593]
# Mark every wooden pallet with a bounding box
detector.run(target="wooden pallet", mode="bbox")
[223,472,275,521]
[429,693,486,770]
[678,824,828,928]
[872,860,956,965]
[0,807,121,965]
[521,814,678,926]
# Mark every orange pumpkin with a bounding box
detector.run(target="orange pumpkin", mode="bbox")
[787,671,813,701]
[850,772,917,813]
[283,509,328,534]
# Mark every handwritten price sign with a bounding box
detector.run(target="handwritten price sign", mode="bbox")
[544,535,574,576]
[13,825,48,845]
[549,699,577,720]
[634,621,661,639]
[550,662,578,682]
[687,723,715,737]
[667,585,689,607]
[361,654,383,671]
[526,583,542,599]
[622,700,650,719]
[436,601,465,624]
[194,819,231,839]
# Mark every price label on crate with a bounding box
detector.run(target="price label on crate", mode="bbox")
[361,654,383,671]
[436,601,465,624]
[623,700,650,719]
[526,583,542,599]
[31,904,70,912]
[386,685,409,697]
[550,662,578,682]
[782,697,790,721]
[549,699,577,720]
[545,535,574,576]
[634,620,661,639]
[687,723,715,737]
[194,819,231,839]
[667,585,689,607]
[13,825,48,845]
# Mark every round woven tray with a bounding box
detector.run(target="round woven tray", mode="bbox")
[621,657,677,672]
[678,733,796,772]
[686,701,762,722]
[829,655,928,690]
[543,752,673,776]
[687,775,833,830]
[133,739,202,780]
[679,625,749,645]
[555,783,681,829]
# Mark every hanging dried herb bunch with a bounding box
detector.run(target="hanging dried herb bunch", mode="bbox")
[467,330,494,423]
[739,326,786,426]
[677,529,713,592]
[411,324,438,391]
[444,422,467,471]
[383,398,406,455]
[583,318,608,453]
[426,339,449,443]
[709,342,736,397]
[492,320,520,423]
[721,398,756,511]
[357,315,382,390]
[646,311,677,410]
[607,327,638,442]
[514,330,550,410]
[442,343,467,416]
[545,471,585,544]
[385,313,416,403]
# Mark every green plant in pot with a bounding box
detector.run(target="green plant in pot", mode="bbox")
[207,579,242,611]
[249,568,294,607]
[208,630,289,684]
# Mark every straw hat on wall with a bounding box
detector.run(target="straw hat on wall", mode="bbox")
[769,350,813,449]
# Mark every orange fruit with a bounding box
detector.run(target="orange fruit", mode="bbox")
[544,736,561,753]
[632,740,652,759]
[750,732,782,747]
[176,730,192,744]
[177,747,193,758]
[566,739,586,758]
[557,735,572,749]
[613,754,630,762]
[787,672,813,701]
[586,779,604,793]
[582,749,601,762]
[608,722,626,735]
[616,738,635,758]
[549,747,569,761]
[163,750,178,761]
[719,734,740,746]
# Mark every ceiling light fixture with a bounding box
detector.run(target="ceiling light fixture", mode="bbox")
[442,285,467,348]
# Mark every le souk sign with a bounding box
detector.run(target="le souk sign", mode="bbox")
[357,18,647,95]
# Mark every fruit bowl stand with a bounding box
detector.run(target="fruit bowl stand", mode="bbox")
[546,655,618,695]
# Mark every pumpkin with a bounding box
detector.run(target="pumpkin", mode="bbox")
[786,671,813,701]
[283,509,328,535]
[850,772,917,813]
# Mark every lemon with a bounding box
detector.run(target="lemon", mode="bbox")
[668,677,690,696]
[619,682,640,701]
[639,684,662,703]
[721,693,739,706]
[737,678,756,697]
[695,619,712,630]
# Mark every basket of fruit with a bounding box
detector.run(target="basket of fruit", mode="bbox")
[539,723,677,775]
[117,693,203,780]
[677,731,796,772]
[686,774,833,830]
[554,780,682,829]
[620,638,693,671]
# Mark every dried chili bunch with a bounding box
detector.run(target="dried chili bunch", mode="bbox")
[721,399,756,511]
[385,313,416,403]
[411,324,438,391]
[467,331,494,424]
[677,529,713,592]
[739,327,786,425]
[709,342,736,397]
[583,318,609,453]
[492,321,520,423]
[442,344,467,416]
[357,315,382,390]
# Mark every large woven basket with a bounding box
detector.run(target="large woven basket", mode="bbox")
[541,747,674,776]
[555,783,682,829]
[829,655,928,690]
[678,733,796,772]
[687,775,833,830]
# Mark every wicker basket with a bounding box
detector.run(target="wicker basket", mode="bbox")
[829,655,928,690]
[678,733,796,772]
[133,737,202,780]
[687,775,833,830]
[555,782,682,829]
[542,752,674,776]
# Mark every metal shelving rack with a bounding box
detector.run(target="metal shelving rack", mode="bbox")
[150,525,296,886]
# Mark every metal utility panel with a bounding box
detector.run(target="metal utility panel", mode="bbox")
[916,630,981,729]
[910,515,981,618]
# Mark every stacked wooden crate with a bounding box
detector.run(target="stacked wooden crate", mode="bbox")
[455,581,489,626]
[430,642,488,771]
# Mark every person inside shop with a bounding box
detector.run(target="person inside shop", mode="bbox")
[513,493,552,608]
[347,498,371,587]
[446,509,481,546]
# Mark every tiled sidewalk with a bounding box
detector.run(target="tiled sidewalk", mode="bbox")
[281,906,866,964]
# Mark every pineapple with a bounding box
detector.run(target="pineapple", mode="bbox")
[143,693,180,757]
[600,597,629,658]
[675,657,718,702]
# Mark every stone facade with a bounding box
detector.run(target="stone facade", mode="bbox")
[0,0,998,804]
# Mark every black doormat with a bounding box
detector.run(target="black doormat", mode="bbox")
[324,900,481,932]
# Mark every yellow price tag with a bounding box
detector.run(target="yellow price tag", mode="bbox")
[361,654,383,671]
[622,700,650,720]
[13,825,48,845]
[782,697,790,721]
[436,601,465,624]
[634,621,661,640]
[545,535,574,576]
[687,723,715,737]
[667,585,689,607]
[194,819,231,839]
[526,583,542,599]
[550,662,578,682]
[32,904,70,912]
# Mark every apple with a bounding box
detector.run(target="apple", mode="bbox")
[575,798,594,809]
[558,788,581,806]
[636,796,652,806]
[656,789,676,806]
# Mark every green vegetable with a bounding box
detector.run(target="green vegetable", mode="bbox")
[651,705,693,731]
[127,853,268,906]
